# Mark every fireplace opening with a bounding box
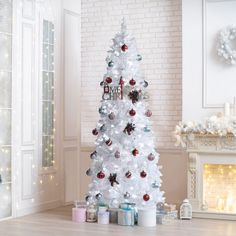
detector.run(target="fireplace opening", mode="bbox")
[203,164,236,213]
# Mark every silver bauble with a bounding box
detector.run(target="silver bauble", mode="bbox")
[151,181,160,188]
[95,193,102,200]
[90,151,97,160]
[86,168,92,176]
[114,150,120,158]
[100,124,106,132]
[147,153,155,161]
[124,192,131,199]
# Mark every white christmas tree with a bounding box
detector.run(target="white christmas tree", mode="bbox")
[86,19,164,208]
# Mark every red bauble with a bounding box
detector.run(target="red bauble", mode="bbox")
[121,44,128,52]
[140,170,147,178]
[129,79,136,86]
[132,148,139,156]
[143,194,150,201]
[129,109,136,116]
[125,171,132,178]
[105,138,112,146]
[92,128,98,135]
[105,77,112,84]
[97,171,105,179]
[145,110,152,117]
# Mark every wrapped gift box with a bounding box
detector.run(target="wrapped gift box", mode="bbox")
[156,210,178,224]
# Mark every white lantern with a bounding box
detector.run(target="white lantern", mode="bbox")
[180,199,192,220]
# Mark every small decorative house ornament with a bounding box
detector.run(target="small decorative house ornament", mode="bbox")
[180,199,192,220]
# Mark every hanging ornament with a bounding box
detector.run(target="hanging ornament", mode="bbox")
[97,171,105,179]
[96,193,102,200]
[129,78,136,86]
[137,54,142,61]
[128,90,140,103]
[125,171,132,178]
[145,110,152,117]
[85,195,93,202]
[100,81,104,86]
[108,61,114,67]
[140,170,147,178]
[151,181,160,189]
[92,128,98,135]
[129,109,136,116]
[123,123,135,135]
[147,153,155,161]
[124,192,131,199]
[119,77,124,85]
[99,105,108,115]
[114,150,120,159]
[108,112,115,120]
[157,202,164,211]
[104,85,109,93]
[132,148,139,156]
[105,138,112,146]
[143,126,151,132]
[108,173,119,186]
[105,77,112,84]
[143,194,150,201]
[121,44,128,52]
[86,168,92,176]
[100,124,106,132]
[90,151,97,160]
[143,80,148,88]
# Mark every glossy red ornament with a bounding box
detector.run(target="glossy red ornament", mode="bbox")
[143,194,150,201]
[121,44,128,52]
[140,170,147,178]
[125,171,132,178]
[105,138,112,146]
[97,171,105,179]
[129,109,136,116]
[129,79,136,86]
[132,148,139,156]
[92,128,98,135]
[145,110,152,117]
[105,77,112,84]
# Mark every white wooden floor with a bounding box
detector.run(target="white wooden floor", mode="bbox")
[0,206,235,236]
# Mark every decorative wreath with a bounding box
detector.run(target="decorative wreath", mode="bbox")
[217,26,236,65]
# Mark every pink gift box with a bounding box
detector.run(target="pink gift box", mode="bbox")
[72,207,86,223]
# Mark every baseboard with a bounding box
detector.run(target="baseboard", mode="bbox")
[16,200,62,217]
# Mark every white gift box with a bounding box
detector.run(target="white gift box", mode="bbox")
[156,210,178,224]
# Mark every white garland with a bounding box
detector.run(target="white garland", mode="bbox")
[217,26,236,65]
[174,115,236,147]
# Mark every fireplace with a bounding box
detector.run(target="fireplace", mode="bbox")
[186,135,236,220]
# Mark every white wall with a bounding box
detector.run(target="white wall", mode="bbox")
[182,0,236,120]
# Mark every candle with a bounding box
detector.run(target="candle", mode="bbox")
[72,207,86,223]
[224,103,230,117]
[138,208,156,227]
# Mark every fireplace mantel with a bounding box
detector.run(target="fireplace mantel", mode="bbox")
[186,135,236,220]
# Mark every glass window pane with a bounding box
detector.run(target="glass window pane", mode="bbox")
[43,43,49,71]
[0,0,12,34]
[0,110,11,145]
[0,147,11,182]
[48,44,54,71]
[42,136,53,167]
[0,184,12,218]
[49,22,54,44]
[42,101,53,135]
[0,34,12,70]
[0,71,11,108]
[43,19,49,43]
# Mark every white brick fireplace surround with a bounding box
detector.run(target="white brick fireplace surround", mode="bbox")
[186,135,236,220]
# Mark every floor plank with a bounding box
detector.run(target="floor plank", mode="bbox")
[0,206,235,236]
